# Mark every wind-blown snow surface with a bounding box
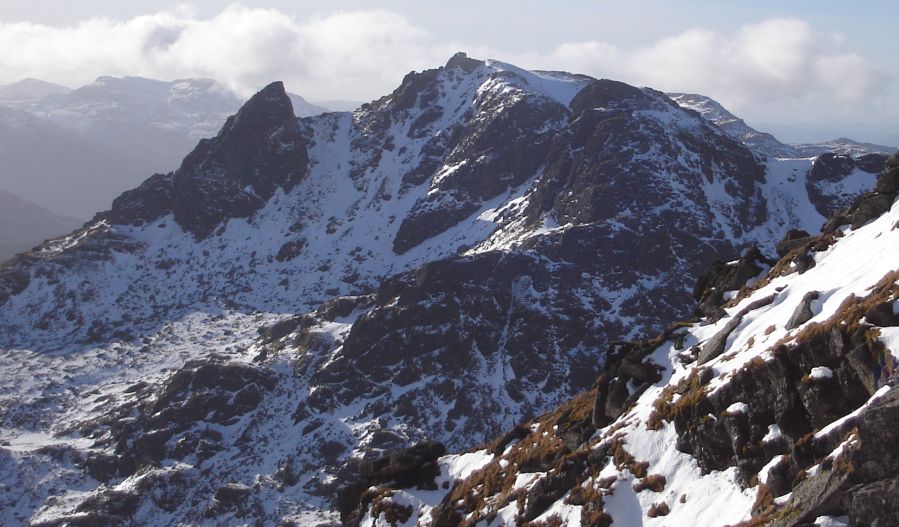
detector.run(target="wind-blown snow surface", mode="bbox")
[0,55,883,526]
[361,192,899,526]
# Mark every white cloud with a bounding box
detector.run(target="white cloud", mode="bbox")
[529,18,887,109]
[0,6,890,126]
[0,5,455,100]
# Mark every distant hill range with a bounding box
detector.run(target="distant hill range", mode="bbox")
[669,92,896,158]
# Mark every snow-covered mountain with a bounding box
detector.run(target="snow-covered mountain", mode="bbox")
[0,53,892,526]
[669,93,800,158]
[354,153,899,527]
[0,190,83,261]
[670,93,897,159]
[0,76,328,218]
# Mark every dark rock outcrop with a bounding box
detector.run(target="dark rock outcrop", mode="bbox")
[807,152,888,218]
[806,153,887,218]
[340,441,446,525]
[820,151,899,234]
[775,229,813,258]
[768,388,899,527]
[693,247,771,322]
[358,441,446,486]
[82,359,277,481]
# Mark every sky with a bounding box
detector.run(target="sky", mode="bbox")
[0,1,897,144]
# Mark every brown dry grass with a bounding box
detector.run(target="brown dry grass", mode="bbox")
[647,367,709,430]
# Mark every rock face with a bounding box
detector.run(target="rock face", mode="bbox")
[818,151,899,233]
[390,58,570,254]
[805,152,886,217]
[354,165,899,527]
[297,74,779,455]
[105,81,308,239]
[0,55,891,526]
[81,359,277,482]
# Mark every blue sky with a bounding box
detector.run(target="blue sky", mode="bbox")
[1,1,896,143]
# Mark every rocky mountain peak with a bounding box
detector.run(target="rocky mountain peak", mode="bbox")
[217,81,295,142]
[105,80,308,239]
[445,51,484,73]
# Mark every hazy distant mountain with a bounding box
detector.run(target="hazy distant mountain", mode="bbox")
[0,78,71,105]
[0,189,82,261]
[0,105,159,218]
[792,137,897,157]
[287,93,330,116]
[0,76,330,218]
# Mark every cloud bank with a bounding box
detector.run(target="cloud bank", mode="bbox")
[0,5,891,130]
[540,18,885,109]
[0,5,457,100]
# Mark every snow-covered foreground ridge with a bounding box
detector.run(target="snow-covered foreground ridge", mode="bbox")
[355,157,899,526]
[0,52,893,526]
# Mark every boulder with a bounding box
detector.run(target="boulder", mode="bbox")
[864,301,899,327]
[776,229,813,258]
[786,291,820,330]
[698,315,743,365]
[693,247,770,322]
[358,441,446,486]
[851,193,894,229]
[848,477,899,527]
[213,483,252,507]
